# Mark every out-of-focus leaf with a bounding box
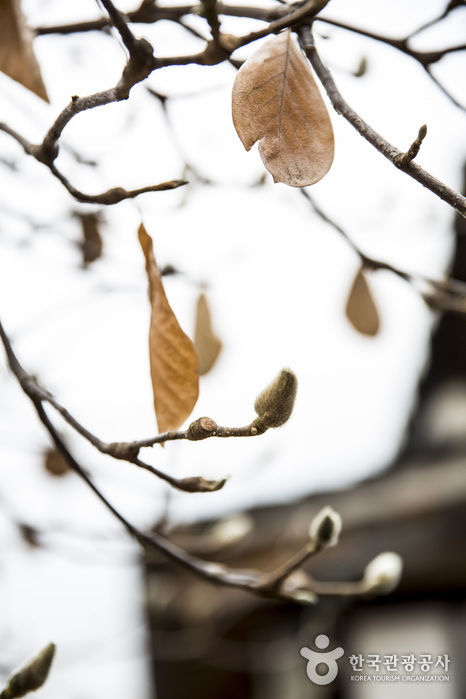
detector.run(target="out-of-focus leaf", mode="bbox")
[354,56,368,78]
[77,212,103,267]
[0,0,49,101]
[345,267,380,337]
[18,523,40,548]
[138,224,199,433]
[43,446,70,477]
[194,293,222,376]
[232,29,334,187]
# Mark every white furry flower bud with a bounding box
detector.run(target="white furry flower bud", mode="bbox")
[363,552,403,594]
[309,506,342,548]
[254,368,297,428]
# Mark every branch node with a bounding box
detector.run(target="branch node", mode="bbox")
[105,441,140,459]
[186,416,218,440]
[30,143,59,165]
[116,37,155,98]
[252,417,268,434]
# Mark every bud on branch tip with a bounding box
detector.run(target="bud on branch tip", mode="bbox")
[363,552,403,594]
[4,643,56,698]
[254,368,297,428]
[309,506,342,548]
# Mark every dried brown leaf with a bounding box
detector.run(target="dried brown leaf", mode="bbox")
[0,0,49,101]
[78,212,103,267]
[138,224,199,433]
[194,293,222,376]
[43,446,70,477]
[232,29,334,187]
[346,267,380,337]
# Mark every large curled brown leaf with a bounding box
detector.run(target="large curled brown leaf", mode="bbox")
[0,0,49,101]
[194,292,222,376]
[345,267,380,337]
[232,29,334,187]
[138,224,199,433]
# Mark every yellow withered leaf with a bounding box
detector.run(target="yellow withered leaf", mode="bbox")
[138,224,199,433]
[345,267,380,337]
[194,292,222,376]
[232,29,334,187]
[0,0,49,101]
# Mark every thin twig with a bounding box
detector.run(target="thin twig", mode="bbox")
[316,16,466,111]
[0,122,186,205]
[33,2,465,114]
[317,17,465,67]
[33,4,287,36]
[97,0,139,52]
[394,124,428,167]
[408,0,466,39]
[0,323,269,490]
[235,0,330,48]
[0,319,223,493]
[298,25,466,220]
[301,188,466,314]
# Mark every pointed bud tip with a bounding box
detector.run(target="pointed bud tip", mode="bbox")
[7,643,56,698]
[309,506,342,548]
[254,368,297,428]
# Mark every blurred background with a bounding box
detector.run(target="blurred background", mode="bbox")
[0,0,465,697]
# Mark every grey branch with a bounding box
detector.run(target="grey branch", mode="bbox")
[298,25,466,220]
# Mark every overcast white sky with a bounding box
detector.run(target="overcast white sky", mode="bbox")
[0,1,465,696]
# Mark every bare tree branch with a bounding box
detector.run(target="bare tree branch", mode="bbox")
[316,16,466,111]
[0,121,186,204]
[301,188,466,315]
[0,316,386,604]
[1,3,458,211]
[33,0,465,116]
[408,0,466,39]
[235,0,331,48]
[33,3,287,37]
[0,318,226,493]
[298,25,466,220]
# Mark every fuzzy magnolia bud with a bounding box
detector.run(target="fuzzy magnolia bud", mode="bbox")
[254,368,297,428]
[5,643,56,698]
[309,506,342,548]
[363,552,403,594]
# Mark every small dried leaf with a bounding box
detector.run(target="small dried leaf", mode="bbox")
[346,267,380,337]
[78,212,103,266]
[354,56,368,78]
[0,0,49,101]
[232,29,334,187]
[18,523,40,548]
[138,224,199,433]
[43,446,70,477]
[194,293,222,376]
